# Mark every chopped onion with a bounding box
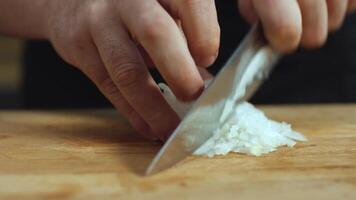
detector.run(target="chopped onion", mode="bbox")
[160,83,307,157]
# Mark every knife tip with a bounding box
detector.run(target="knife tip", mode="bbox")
[145,164,154,176]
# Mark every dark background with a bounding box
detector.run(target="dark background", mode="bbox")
[1,0,356,109]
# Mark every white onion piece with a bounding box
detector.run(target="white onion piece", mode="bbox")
[159,83,307,157]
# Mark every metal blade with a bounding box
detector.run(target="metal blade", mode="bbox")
[145,25,280,175]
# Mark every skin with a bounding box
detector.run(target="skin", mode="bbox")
[239,0,356,52]
[0,0,355,140]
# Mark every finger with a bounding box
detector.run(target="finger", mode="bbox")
[119,0,204,101]
[90,17,180,140]
[238,0,258,24]
[326,0,348,31]
[197,67,213,81]
[136,44,155,68]
[162,0,220,67]
[73,39,157,140]
[86,68,157,140]
[347,0,356,13]
[298,0,328,49]
[251,0,302,53]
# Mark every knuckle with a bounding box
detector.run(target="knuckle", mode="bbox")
[175,79,204,102]
[50,25,88,67]
[302,31,327,49]
[275,23,301,44]
[270,23,301,52]
[87,1,109,24]
[60,24,88,56]
[111,61,144,89]
[192,30,220,66]
[196,29,220,53]
[83,66,119,97]
[98,77,119,97]
[95,75,132,116]
[65,21,87,45]
[139,14,169,42]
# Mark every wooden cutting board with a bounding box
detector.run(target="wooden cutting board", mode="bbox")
[0,105,355,200]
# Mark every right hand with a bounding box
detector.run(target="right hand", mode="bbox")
[238,0,356,52]
[44,0,220,140]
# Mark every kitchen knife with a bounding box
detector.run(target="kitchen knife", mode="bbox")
[146,24,280,175]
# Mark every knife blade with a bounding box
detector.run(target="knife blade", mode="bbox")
[145,24,280,175]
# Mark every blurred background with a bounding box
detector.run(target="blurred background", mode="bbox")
[0,36,22,109]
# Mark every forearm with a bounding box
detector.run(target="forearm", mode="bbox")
[0,0,51,39]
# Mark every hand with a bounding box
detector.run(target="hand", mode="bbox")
[45,0,220,140]
[238,0,356,52]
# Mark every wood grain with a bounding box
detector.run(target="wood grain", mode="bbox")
[0,105,355,200]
